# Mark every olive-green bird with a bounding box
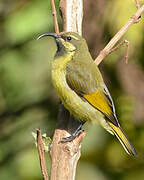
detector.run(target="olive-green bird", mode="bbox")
[38,32,137,156]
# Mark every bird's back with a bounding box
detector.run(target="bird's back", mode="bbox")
[66,53,105,95]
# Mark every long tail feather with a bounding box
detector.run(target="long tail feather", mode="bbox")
[108,122,137,156]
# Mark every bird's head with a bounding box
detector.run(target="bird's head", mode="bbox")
[37,32,87,57]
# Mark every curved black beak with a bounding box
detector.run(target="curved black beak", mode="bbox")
[37,33,61,40]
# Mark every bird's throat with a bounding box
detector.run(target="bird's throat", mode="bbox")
[52,53,74,95]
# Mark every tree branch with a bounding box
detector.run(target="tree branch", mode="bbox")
[37,129,49,180]
[59,0,83,35]
[94,4,144,65]
[109,39,129,64]
[135,0,140,9]
[50,104,86,180]
[50,1,84,180]
[50,0,59,33]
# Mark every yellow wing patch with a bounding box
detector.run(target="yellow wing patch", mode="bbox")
[84,90,137,156]
[84,90,112,116]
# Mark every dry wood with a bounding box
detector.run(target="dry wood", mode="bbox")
[135,0,140,9]
[50,104,86,180]
[50,0,59,33]
[59,0,83,35]
[95,4,144,65]
[37,129,49,180]
[109,40,130,64]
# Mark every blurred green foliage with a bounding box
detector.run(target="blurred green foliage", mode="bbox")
[0,0,144,180]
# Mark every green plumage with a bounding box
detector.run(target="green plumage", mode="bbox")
[38,31,137,156]
[66,59,103,94]
[65,35,117,126]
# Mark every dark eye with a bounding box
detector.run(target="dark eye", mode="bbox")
[66,36,72,41]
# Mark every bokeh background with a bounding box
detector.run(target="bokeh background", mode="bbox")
[0,0,144,179]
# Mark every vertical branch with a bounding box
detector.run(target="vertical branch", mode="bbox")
[37,129,49,180]
[50,104,85,180]
[59,0,83,35]
[50,0,59,33]
[50,1,84,180]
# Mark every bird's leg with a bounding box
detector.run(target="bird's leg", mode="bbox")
[60,119,85,143]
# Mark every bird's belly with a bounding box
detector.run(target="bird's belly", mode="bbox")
[52,68,104,124]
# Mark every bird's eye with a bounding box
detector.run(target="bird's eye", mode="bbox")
[66,36,72,41]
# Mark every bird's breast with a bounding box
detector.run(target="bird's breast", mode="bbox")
[51,60,104,124]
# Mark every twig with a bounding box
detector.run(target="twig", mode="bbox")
[109,40,129,64]
[135,0,140,9]
[37,129,49,180]
[50,0,59,33]
[95,4,144,65]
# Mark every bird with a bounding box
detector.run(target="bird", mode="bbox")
[37,32,137,156]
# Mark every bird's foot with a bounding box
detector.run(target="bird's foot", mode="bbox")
[59,129,84,143]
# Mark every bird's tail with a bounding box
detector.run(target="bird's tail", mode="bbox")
[108,122,137,156]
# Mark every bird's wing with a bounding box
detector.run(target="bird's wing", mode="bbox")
[66,62,119,126]
[66,61,137,156]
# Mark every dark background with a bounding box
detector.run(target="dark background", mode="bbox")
[0,0,144,180]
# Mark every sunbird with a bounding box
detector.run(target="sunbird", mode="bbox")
[38,32,137,156]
